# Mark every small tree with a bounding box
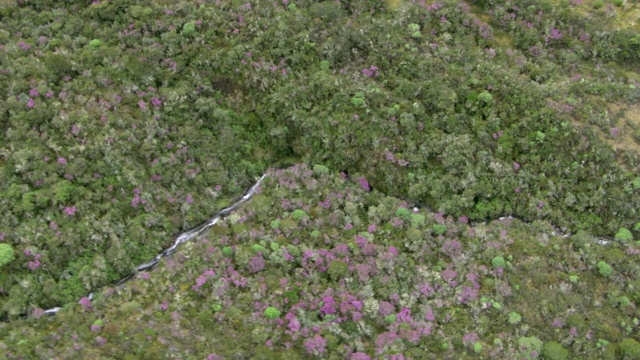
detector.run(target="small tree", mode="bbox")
[597,261,613,277]
[264,307,281,319]
[615,228,633,244]
[0,244,15,268]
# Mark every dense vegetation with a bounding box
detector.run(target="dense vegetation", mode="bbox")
[3,165,640,359]
[0,0,639,358]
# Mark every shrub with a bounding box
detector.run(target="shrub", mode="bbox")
[518,336,543,359]
[508,311,522,325]
[286,245,301,258]
[571,230,595,249]
[618,296,631,307]
[327,260,349,281]
[308,1,345,22]
[88,39,101,49]
[615,228,633,244]
[264,307,281,319]
[270,220,281,230]
[351,93,366,107]
[0,244,15,268]
[492,256,506,269]
[280,219,298,232]
[319,61,331,70]
[222,246,234,258]
[251,244,268,254]
[478,91,493,104]
[291,209,307,222]
[182,22,196,36]
[410,214,425,227]
[619,338,640,359]
[395,208,411,221]
[543,341,569,360]
[313,164,329,174]
[406,228,422,243]
[432,224,448,235]
[597,261,613,277]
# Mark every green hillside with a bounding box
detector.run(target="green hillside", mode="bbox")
[0,0,639,358]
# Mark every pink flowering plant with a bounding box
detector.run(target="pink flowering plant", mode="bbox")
[1,0,640,359]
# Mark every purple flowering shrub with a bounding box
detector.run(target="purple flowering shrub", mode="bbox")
[7,165,638,359]
[1,0,640,358]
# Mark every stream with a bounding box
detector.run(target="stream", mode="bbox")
[41,171,613,316]
[43,174,267,316]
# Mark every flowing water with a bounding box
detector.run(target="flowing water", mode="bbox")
[41,172,613,316]
[43,174,267,316]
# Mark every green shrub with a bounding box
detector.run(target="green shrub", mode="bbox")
[270,220,281,230]
[182,22,196,36]
[327,260,349,281]
[222,246,234,257]
[313,164,329,174]
[542,341,569,360]
[395,208,411,220]
[280,219,297,232]
[432,224,448,235]
[597,261,613,277]
[291,209,307,222]
[410,214,425,227]
[478,91,493,104]
[615,228,633,244]
[406,228,422,242]
[618,296,631,307]
[88,39,101,49]
[474,342,483,354]
[508,311,522,325]
[619,338,640,359]
[0,244,15,268]
[286,245,301,258]
[518,336,543,360]
[384,314,396,323]
[492,256,507,269]
[319,61,331,70]
[264,307,281,319]
[308,1,345,22]
[571,230,595,249]
[251,244,268,254]
[351,93,366,107]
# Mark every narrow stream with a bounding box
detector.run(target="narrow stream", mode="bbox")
[40,171,613,316]
[43,174,267,316]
